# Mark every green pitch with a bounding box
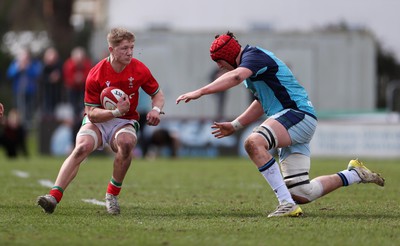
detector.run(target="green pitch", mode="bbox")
[1,155,398,246]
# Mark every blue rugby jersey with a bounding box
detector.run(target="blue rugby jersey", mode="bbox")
[240,45,316,119]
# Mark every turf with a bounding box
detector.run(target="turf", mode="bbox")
[0,155,399,246]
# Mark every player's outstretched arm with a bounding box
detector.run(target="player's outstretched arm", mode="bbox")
[176,90,203,104]
[211,122,235,138]
[176,67,252,104]
[212,100,265,139]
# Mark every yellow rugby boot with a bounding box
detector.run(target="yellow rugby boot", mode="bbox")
[348,159,385,186]
[267,201,303,218]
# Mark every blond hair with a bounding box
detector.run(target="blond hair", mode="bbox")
[107,28,135,47]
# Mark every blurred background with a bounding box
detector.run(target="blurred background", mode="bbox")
[0,0,399,159]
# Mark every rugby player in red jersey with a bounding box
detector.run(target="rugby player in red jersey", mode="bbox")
[37,27,165,215]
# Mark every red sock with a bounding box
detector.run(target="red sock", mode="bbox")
[49,186,64,203]
[107,178,122,196]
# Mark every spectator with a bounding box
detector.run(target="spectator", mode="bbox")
[40,47,63,116]
[0,103,4,119]
[144,128,179,159]
[7,48,42,128]
[63,47,92,118]
[0,108,28,158]
[50,103,74,156]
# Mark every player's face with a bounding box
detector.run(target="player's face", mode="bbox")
[112,39,134,65]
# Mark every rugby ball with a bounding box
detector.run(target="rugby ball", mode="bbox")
[100,86,126,110]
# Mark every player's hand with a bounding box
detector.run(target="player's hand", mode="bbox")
[211,122,235,138]
[176,90,202,104]
[116,95,130,115]
[146,110,161,126]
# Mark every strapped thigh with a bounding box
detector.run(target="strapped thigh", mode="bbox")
[281,153,323,201]
[281,153,310,187]
[114,126,137,140]
[77,129,98,151]
[252,125,278,150]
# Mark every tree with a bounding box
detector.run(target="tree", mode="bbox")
[376,44,400,111]
[42,0,75,59]
[0,0,94,111]
[0,0,92,60]
[322,21,400,110]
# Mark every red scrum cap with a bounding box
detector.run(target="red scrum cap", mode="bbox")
[210,31,241,68]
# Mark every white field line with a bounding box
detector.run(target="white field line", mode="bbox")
[13,170,106,207]
[38,179,54,188]
[12,170,30,178]
[82,199,106,206]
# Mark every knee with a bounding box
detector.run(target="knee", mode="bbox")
[291,193,311,204]
[73,142,93,157]
[288,180,323,204]
[244,134,265,156]
[117,138,136,156]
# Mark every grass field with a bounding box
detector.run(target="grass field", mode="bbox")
[0,154,399,246]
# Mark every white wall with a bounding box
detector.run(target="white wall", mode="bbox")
[310,121,400,158]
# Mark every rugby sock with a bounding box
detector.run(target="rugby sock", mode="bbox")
[49,186,64,203]
[337,170,361,186]
[259,158,295,205]
[107,177,122,196]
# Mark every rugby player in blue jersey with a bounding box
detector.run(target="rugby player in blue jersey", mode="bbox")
[176,31,384,217]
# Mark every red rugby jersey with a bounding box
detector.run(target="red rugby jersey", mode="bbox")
[84,57,160,120]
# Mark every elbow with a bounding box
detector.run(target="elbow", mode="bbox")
[153,89,165,105]
[87,113,103,123]
[231,70,246,85]
[86,113,96,123]
[230,67,251,85]
[86,110,99,123]
[233,74,243,84]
